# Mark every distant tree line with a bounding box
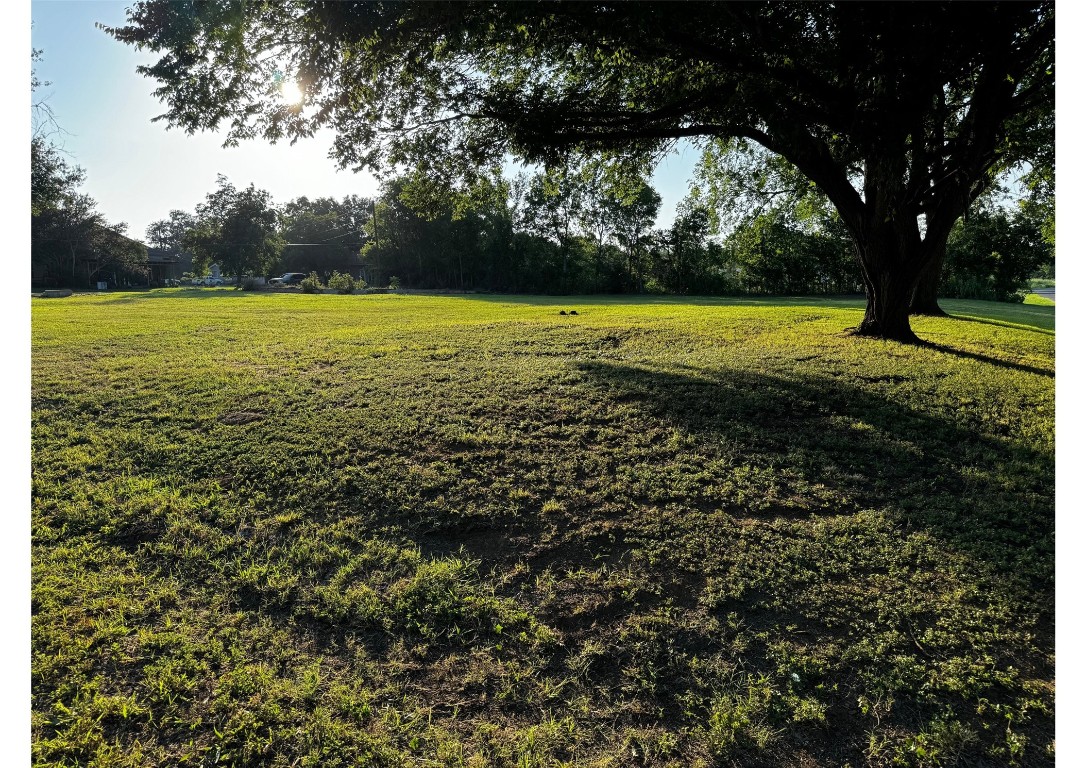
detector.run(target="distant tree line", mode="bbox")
[31,51,147,290]
[350,156,1051,300]
[33,148,1051,300]
[32,38,1050,300]
[350,163,864,296]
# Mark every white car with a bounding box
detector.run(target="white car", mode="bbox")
[202,276,225,286]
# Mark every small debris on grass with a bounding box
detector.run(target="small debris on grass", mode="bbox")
[569,310,579,315]
[559,310,567,315]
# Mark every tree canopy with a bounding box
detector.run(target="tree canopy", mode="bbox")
[146,210,197,254]
[184,175,283,283]
[107,1,1053,340]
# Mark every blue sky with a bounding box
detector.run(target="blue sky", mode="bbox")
[30,0,699,243]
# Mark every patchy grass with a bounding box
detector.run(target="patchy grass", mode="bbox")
[32,291,1054,767]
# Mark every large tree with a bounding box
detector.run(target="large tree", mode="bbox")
[107,2,1053,341]
[607,178,661,294]
[184,175,283,284]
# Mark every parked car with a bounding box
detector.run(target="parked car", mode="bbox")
[269,272,308,286]
[202,276,225,286]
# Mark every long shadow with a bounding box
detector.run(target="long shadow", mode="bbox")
[79,352,1053,766]
[919,340,1055,377]
[944,312,1055,335]
[578,360,1054,595]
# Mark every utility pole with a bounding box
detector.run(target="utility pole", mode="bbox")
[371,199,379,251]
[371,199,381,286]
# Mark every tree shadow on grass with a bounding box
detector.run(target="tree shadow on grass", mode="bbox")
[577,359,1054,596]
[919,340,1054,377]
[944,312,1055,335]
[115,352,1052,767]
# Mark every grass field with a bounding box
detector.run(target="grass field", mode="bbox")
[32,291,1054,767]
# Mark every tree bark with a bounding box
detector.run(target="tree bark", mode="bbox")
[910,241,947,316]
[855,268,920,342]
[850,227,923,343]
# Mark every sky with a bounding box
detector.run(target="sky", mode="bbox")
[29,0,700,244]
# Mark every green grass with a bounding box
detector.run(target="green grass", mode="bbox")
[32,291,1054,767]
[1022,293,1054,306]
[1027,278,1055,290]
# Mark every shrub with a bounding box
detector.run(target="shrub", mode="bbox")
[240,278,260,291]
[327,271,355,295]
[299,272,323,293]
[388,275,401,290]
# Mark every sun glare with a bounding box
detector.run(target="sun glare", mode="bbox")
[280,80,303,105]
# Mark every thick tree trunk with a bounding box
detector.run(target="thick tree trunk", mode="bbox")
[851,232,923,343]
[855,269,919,342]
[910,242,947,316]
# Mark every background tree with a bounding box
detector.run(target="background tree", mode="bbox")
[694,139,818,239]
[360,173,492,290]
[32,51,145,288]
[33,190,147,288]
[279,195,371,278]
[362,175,446,288]
[1014,112,1055,278]
[721,208,857,296]
[184,176,283,284]
[463,172,530,293]
[651,197,733,295]
[520,168,587,292]
[940,206,1050,303]
[695,139,859,296]
[607,179,661,294]
[31,138,84,218]
[106,1,1053,342]
[571,161,662,293]
[145,210,196,254]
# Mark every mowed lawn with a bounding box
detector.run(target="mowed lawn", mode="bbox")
[32,291,1054,767]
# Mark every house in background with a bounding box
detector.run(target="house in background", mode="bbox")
[146,248,181,285]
